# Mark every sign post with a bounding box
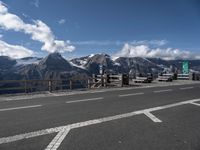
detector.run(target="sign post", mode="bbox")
[99,65,103,75]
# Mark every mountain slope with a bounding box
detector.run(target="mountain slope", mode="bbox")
[71,53,117,74]
[1,53,88,80]
[115,57,162,75]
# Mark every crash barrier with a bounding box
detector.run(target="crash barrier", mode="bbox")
[134,76,153,83]
[91,74,129,88]
[177,74,190,80]
[157,74,173,82]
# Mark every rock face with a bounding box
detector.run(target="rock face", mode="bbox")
[71,53,116,74]
[38,53,73,71]
[114,57,162,74]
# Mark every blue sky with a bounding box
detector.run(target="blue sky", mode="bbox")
[0,0,200,59]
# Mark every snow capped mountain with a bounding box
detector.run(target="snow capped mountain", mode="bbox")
[1,52,200,81]
[0,52,88,80]
[70,55,89,68]
[71,53,118,74]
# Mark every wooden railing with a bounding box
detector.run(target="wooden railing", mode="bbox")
[0,79,91,95]
[0,74,130,95]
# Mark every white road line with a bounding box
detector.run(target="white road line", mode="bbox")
[190,102,200,107]
[0,105,42,112]
[143,111,162,123]
[118,92,144,97]
[45,127,71,150]
[153,89,172,93]
[66,97,104,104]
[180,87,194,90]
[0,98,200,146]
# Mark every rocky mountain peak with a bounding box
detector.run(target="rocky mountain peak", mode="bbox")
[38,52,72,71]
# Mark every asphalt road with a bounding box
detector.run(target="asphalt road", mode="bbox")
[0,82,200,150]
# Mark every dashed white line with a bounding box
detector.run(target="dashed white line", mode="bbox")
[45,127,71,150]
[143,111,162,123]
[1,98,200,146]
[0,105,42,112]
[153,89,172,93]
[180,87,194,90]
[66,97,104,104]
[118,92,144,97]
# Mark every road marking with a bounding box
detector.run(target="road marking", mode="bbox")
[180,87,194,90]
[143,111,162,123]
[0,105,42,112]
[190,102,200,107]
[153,89,172,93]
[0,98,200,146]
[118,92,144,97]
[66,97,104,104]
[45,127,71,150]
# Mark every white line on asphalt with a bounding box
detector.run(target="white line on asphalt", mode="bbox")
[0,98,200,146]
[45,127,71,150]
[0,105,42,112]
[118,92,144,97]
[153,89,172,93]
[66,97,104,104]
[190,102,200,107]
[143,111,162,123]
[180,87,194,90]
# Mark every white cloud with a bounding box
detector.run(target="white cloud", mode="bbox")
[0,40,34,59]
[73,40,123,46]
[130,40,168,46]
[0,34,3,38]
[113,43,200,60]
[58,19,66,25]
[0,2,75,53]
[73,40,168,47]
[30,0,39,8]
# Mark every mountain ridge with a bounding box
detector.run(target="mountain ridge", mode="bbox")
[1,52,200,80]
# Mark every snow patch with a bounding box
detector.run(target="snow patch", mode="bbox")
[114,62,121,66]
[69,61,86,70]
[89,54,94,58]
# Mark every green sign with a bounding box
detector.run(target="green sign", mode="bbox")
[182,61,189,74]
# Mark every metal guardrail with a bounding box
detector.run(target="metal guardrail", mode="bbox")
[91,74,129,87]
[177,74,190,80]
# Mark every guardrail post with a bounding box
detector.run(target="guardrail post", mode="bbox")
[101,75,104,87]
[120,74,123,87]
[87,79,91,89]
[24,80,27,93]
[48,80,52,92]
[103,74,107,87]
[92,74,96,83]
[70,80,72,90]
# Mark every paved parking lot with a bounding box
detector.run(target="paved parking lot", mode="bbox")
[0,81,200,150]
